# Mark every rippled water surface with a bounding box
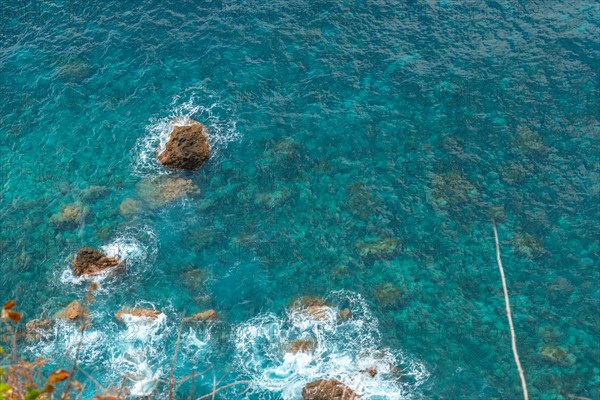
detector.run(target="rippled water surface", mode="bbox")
[1,0,599,398]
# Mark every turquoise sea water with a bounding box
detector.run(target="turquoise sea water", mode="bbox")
[1,0,599,398]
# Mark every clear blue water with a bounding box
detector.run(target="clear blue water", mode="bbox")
[1,0,599,398]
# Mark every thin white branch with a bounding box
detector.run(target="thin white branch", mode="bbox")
[493,221,529,400]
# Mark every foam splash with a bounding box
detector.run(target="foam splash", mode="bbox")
[26,303,180,398]
[26,314,108,367]
[181,327,212,360]
[133,90,240,176]
[59,226,157,286]
[107,308,167,397]
[233,291,429,399]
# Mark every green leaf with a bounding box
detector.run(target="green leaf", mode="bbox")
[0,345,4,354]
[0,382,10,395]
[25,387,41,400]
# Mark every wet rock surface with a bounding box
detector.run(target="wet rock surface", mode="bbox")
[158,121,210,170]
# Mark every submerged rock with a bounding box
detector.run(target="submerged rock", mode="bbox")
[290,297,335,321]
[73,248,122,277]
[431,171,478,209]
[56,59,92,80]
[136,176,198,208]
[355,237,401,259]
[373,282,404,307]
[346,182,375,220]
[511,233,545,259]
[339,308,351,321]
[119,198,142,218]
[185,309,217,323]
[50,202,88,228]
[302,379,358,400]
[80,185,109,202]
[514,125,546,154]
[158,121,210,170]
[539,346,576,367]
[25,318,52,342]
[115,307,162,322]
[305,305,333,320]
[288,339,315,354]
[254,187,292,208]
[292,296,327,308]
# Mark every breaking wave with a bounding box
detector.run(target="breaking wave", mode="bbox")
[233,291,429,399]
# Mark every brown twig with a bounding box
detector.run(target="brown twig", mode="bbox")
[187,369,196,400]
[117,375,128,399]
[195,380,253,400]
[76,366,105,391]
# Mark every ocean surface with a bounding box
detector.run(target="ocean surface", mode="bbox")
[1,0,599,398]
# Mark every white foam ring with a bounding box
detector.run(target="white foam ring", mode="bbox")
[233,291,429,399]
[133,90,240,176]
[59,226,157,286]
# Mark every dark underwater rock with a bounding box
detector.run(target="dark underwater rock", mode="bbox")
[50,202,88,229]
[288,339,315,354]
[136,176,198,208]
[539,346,576,367]
[73,248,122,277]
[339,308,351,321]
[158,121,210,170]
[373,282,404,307]
[302,379,358,400]
[355,237,401,259]
[119,198,142,218]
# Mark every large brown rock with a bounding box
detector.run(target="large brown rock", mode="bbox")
[73,248,122,277]
[56,301,87,322]
[302,380,358,400]
[158,121,210,170]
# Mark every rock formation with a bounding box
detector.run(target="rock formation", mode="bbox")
[158,121,210,170]
[73,248,122,277]
[302,379,358,400]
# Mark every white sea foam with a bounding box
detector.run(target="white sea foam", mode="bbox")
[27,289,426,399]
[26,303,170,397]
[107,308,167,397]
[181,327,212,360]
[233,291,429,399]
[27,314,107,366]
[133,90,240,176]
